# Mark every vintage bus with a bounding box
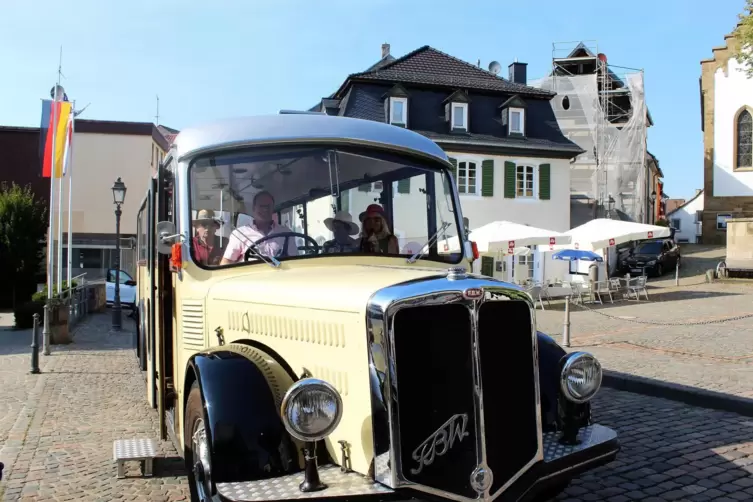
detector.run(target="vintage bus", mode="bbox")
[134,113,618,502]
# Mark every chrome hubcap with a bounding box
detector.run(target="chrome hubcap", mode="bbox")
[192,419,211,500]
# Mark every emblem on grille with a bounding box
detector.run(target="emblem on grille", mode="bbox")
[463,288,483,300]
[410,413,470,475]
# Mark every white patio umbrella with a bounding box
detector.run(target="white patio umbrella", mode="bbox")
[555,218,671,251]
[438,220,571,255]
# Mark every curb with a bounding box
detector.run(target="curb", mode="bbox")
[602,370,753,418]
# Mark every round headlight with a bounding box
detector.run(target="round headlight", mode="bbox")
[281,378,343,442]
[560,352,602,403]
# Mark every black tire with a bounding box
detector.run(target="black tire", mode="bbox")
[656,263,664,277]
[185,382,214,502]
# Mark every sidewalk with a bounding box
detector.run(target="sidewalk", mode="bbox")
[0,313,189,502]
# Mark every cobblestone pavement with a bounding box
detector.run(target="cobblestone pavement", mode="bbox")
[1,309,753,501]
[0,313,190,502]
[536,245,753,399]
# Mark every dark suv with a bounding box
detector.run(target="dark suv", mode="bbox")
[620,238,681,277]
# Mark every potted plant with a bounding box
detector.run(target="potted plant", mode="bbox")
[48,296,72,344]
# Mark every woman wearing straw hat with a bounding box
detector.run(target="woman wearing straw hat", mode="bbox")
[358,204,399,254]
[192,209,223,266]
[322,211,360,254]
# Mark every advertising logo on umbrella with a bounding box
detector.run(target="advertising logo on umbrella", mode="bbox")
[609,238,615,246]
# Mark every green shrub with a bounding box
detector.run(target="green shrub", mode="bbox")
[13,300,45,330]
[32,280,79,302]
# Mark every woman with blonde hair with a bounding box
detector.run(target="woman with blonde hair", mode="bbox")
[358,204,399,254]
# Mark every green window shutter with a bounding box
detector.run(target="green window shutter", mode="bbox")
[504,161,516,198]
[481,159,494,197]
[358,183,371,192]
[397,179,411,194]
[481,256,494,276]
[445,157,458,194]
[539,163,551,200]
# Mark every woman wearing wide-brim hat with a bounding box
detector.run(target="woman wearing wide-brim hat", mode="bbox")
[322,211,360,254]
[358,204,399,254]
[192,209,223,265]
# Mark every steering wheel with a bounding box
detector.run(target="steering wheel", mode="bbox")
[243,232,321,261]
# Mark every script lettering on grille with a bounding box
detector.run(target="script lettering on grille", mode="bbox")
[410,413,470,475]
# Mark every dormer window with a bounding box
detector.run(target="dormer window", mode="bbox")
[390,97,407,126]
[499,95,527,137]
[509,108,524,135]
[443,89,471,132]
[383,84,410,127]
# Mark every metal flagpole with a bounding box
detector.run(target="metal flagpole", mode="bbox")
[57,138,64,295]
[47,95,58,300]
[66,102,76,295]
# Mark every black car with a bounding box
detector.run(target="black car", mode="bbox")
[620,238,681,277]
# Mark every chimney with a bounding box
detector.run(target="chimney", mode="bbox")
[508,61,528,85]
[381,43,390,59]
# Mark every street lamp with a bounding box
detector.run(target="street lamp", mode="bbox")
[607,194,615,218]
[649,190,657,223]
[111,177,127,331]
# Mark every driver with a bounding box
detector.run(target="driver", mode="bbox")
[220,191,297,264]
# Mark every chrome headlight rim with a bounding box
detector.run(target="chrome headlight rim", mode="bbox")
[280,377,343,442]
[559,351,602,404]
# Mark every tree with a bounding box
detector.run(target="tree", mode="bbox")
[733,0,753,77]
[0,183,48,308]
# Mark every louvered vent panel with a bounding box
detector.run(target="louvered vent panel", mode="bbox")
[182,300,205,350]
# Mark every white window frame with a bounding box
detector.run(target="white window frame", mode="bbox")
[452,155,481,197]
[717,213,731,230]
[509,107,525,135]
[515,163,536,199]
[451,102,468,130]
[389,97,407,126]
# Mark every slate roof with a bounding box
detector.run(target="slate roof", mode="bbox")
[338,84,582,157]
[335,46,554,99]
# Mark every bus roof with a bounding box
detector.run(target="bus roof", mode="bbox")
[171,114,450,166]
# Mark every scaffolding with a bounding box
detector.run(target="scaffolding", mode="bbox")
[530,41,649,224]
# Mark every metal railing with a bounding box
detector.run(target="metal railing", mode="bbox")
[67,273,90,330]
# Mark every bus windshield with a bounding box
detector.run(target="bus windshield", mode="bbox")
[187,145,463,268]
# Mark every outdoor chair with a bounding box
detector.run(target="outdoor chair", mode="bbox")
[538,282,553,308]
[608,278,624,301]
[627,275,650,301]
[593,281,613,304]
[567,282,585,304]
[527,285,547,310]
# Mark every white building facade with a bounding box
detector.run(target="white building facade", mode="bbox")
[701,28,753,243]
[667,190,704,243]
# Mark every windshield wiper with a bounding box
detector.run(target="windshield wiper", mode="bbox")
[246,243,281,268]
[407,221,452,264]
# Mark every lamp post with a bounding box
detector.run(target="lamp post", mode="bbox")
[649,190,657,224]
[111,177,127,331]
[606,194,615,219]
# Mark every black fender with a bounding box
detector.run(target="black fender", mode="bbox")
[187,344,301,484]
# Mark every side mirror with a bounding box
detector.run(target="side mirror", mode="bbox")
[125,280,137,287]
[157,221,181,255]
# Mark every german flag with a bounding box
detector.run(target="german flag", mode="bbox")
[39,99,72,178]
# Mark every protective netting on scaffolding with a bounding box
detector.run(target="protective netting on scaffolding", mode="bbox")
[530,67,648,223]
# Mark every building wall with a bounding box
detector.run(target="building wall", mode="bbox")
[701,29,753,244]
[667,192,704,244]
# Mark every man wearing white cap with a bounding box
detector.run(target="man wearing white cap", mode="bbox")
[322,211,360,254]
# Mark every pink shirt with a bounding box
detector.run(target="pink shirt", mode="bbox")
[223,221,298,262]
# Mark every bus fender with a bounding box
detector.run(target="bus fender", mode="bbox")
[187,344,301,484]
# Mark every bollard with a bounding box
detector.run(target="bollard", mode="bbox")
[30,313,40,374]
[42,304,51,356]
[562,295,571,348]
[675,259,680,287]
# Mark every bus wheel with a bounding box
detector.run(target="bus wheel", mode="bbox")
[185,382,213,502]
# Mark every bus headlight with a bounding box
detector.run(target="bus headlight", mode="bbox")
[560,352,602,403]
[281,378,343,442]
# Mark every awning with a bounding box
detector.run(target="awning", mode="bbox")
[552,218,671,251]
[439,221,571,254]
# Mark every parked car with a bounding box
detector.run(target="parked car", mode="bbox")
[105,268,137,309]
[619,238,681,277]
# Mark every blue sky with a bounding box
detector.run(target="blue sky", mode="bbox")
[0,0,745,200]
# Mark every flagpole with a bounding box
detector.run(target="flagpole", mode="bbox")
[47,99,58,302]
[66,101,76,296]
[57,141,64,295]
